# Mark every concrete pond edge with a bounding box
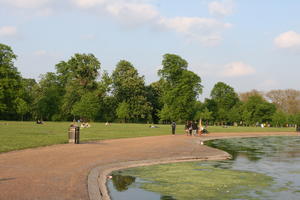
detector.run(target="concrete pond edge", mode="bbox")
[87,138,231,200]
[87,133,298,200]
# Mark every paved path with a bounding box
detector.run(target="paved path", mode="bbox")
[0,132,296,200]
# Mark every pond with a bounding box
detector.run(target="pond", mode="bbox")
[108,136,300,200]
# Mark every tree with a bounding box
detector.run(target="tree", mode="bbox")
[145,80,165,124]
[241,95,276,125]
[71,92,100,121]
[112,60,152,122]
[239,89,264,102]
[159,54,188,83]
[0,43,22,119]
[116,101,130,122]
[266,89,300,114]
[97,96,117,122]
[271,111,287,127]
[56,53,100,89]
[158,54,203,122]
[210,82,239,124]
[19,78,37,120]
[159,104,172,123]
[32,72,64,120]
[194,107,213,123]
[56,53,101,119]
[15,97,29,121]
[202,98,218,122]
[227,103,243,125]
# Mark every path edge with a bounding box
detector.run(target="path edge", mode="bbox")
[88,151,231,200]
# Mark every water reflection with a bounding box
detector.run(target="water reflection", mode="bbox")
[205,136,297,161]
[108,136,300,200]
[112,174,136,192]
[160,195,176,200]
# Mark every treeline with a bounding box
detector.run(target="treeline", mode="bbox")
[1,43,300,126]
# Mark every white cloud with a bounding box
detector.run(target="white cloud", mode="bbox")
[72,0,159,26]
[208,0,234,17]
[1,0,233,46]
[274,31,300,48]
[71,0,232,45]
[0,0,50,9]
[158,17,232,46]
[72,0,106,8]
[106,2,160,26]
[0,26,17,37]
[220,61,255,77]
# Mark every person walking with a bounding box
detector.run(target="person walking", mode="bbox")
[171,121,176,135]
[188,121,193,136]
[192,121,198,136]
[184,121,189,136]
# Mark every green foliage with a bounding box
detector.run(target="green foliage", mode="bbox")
[291,113,300,126]
[97,96,117,122]
[71,92,100,121]
[32,72,63,120]
[0,43,22,119]
[0,44,298,125]
[15,97,29,121]
[271,111,288,127]
[56,53,101,119]
[210,82,239,124]
[116,101,130,122]
[145,80,164,123]
[56,53,100,89]
[211,82,239,109]
[227,103,243,124]
[112,60,152,122]
[159,54,203,122]
[242,95,276,125]
[194,107,213,121]
[159,104,172,122]
[158,53,188,83]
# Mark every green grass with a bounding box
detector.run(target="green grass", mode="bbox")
[0,121,296,153]
[116,162,274,200]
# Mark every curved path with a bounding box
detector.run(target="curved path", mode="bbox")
[0,132,296,200]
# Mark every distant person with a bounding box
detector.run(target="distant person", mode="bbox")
[184,121,189,136]
[192,121,198,136]
[171,121,176,135]
[36,119,43,124]
[188,121,193,136]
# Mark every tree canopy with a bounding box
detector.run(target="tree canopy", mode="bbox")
[159,54,203,122]
[1,43,300,126]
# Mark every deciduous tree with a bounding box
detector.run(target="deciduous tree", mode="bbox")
[112,60,152,122]
[0,43,22,119]
[158,54,203,122]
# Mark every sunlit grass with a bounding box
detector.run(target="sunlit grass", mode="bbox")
[0,121,295,153]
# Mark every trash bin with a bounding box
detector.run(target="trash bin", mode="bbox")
[69,126,80,144]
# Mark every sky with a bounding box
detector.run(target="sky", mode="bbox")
[1,0,300,99]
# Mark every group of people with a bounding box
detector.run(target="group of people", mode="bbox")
[171,120,208,136]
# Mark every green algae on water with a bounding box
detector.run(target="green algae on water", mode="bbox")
[118,162,274,200]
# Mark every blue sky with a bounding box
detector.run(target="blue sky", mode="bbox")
[1,0,300,99]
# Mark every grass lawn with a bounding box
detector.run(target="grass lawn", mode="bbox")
[0,121,296,153]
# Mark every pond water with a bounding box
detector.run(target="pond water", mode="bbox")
[108,136,300,200]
